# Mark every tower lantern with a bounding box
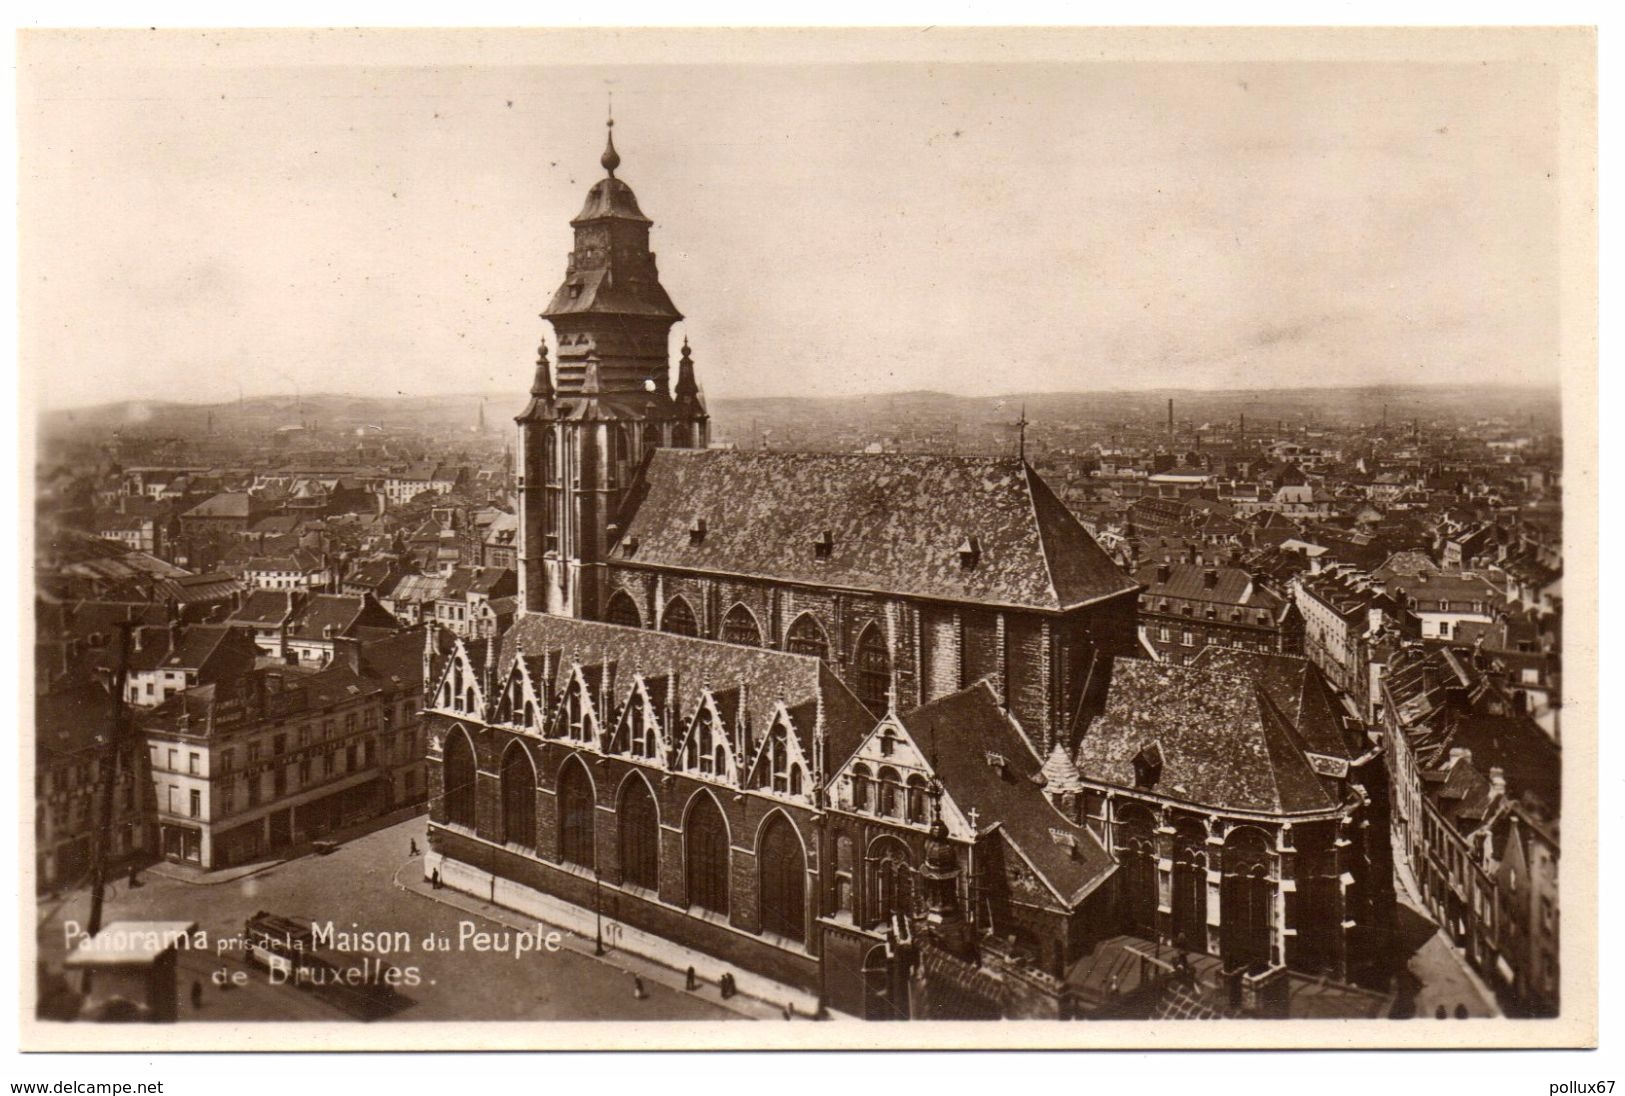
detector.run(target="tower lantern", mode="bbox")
[516,118,709,618]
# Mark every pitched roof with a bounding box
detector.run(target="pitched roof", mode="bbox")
[494,612,874,765]
[287,594,395,642]
[1134,561,1283,610]
[152,572,243,604]
[1190,648,1355,761]
[182,492,254,519]
[1075,659,1338,815]
[904,681,1116,908]
[229,589,301,627]
[616,452,1136,612]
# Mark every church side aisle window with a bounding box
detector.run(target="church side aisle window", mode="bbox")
[686,793,730,916]
[558,757,596,869]
[619,777,660,891]
[442,729,477,830]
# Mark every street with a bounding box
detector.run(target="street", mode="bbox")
[35,814,736,1023]
[1389,835,1502,1020]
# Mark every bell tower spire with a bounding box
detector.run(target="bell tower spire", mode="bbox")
[517,117,707,620]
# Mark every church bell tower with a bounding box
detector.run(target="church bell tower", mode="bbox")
[517,118,709,618]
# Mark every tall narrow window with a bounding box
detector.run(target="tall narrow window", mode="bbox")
[1222,827,1274,970]
[855,624,891,712]
[1171,820,1208,951]
[619,777,660,891]
[442,729,477,829]
[686,793,730,916]
[759,814,807,943]
[1117,804,1158,938]
[851,764,873,811]
[558,757,596,869]
[500,744,537,849]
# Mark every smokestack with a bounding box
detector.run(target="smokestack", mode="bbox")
[1167,398,1174,439]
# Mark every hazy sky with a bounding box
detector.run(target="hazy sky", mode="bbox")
[20,30,1566,410]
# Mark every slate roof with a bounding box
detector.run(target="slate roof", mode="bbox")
[904,681,1116,908]
[229,589,302,627]
[494,613,875,767]
[1075,660,1338,815]
[615,451,1136,612]
[287,594,396,642]
[126,624,257,680]
[1189,648,1355,761]
[1134,561,1285,612]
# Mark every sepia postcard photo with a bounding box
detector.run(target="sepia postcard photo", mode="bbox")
[15,24,1598,1052]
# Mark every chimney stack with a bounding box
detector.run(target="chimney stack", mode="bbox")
[334,635,364,675]
[1203,567,1219,589]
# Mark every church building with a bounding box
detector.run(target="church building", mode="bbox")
[421,120,1394,1019]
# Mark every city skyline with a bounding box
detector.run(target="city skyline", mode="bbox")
[22,31,1564,411]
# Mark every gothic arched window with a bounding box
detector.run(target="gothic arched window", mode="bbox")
[720,604,763,647]
[619,776,660,891]
[500,744,536,849]
[605,590,642,629]
[557,757,596,870]
[442,728,477,830]
[661,597,698,638]
[855,624,891,713]
[685,793,730,916]
[785,614,830,662]
[759,814,807,943]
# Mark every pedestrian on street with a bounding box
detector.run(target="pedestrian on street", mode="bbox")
[685,966,697,991]
[432,868,442,890]
[783,1002,793,1020]
[410,838,420,857]
[190,981,203,1011]
[632,975,647,1000]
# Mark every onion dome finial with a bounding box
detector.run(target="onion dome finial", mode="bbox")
[601,115,621,178]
